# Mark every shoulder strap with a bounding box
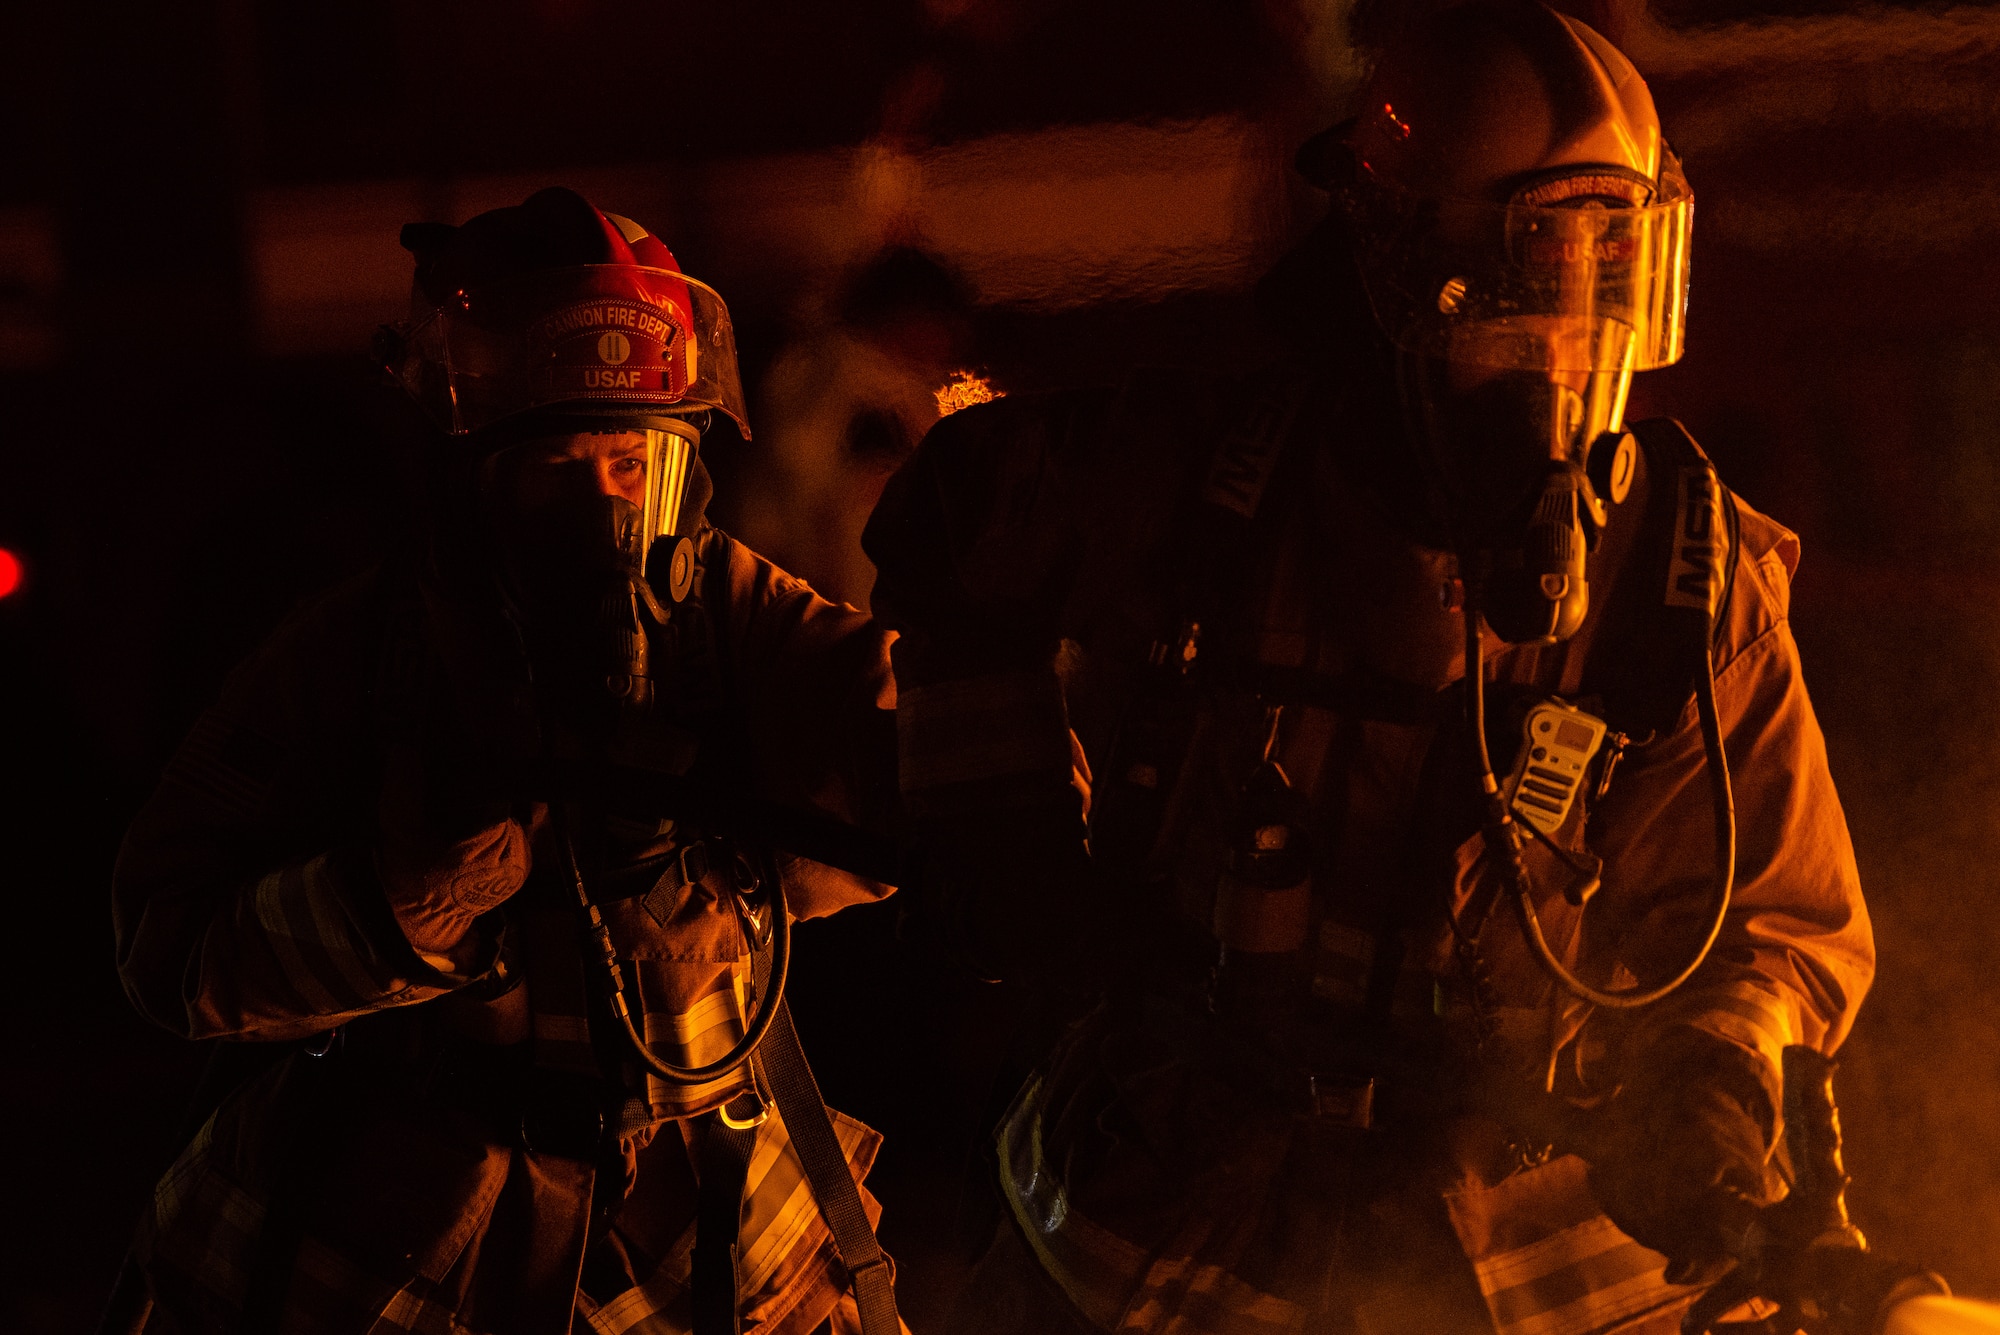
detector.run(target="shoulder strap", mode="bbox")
[657,526,729,728]
[1580,417,1738,739]
[1197,375,1312,521]
[755,1002,900,1335]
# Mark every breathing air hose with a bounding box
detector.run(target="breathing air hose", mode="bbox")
[557,803,791,1084]
[1461,493,1739,1010]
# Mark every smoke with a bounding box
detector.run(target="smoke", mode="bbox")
[1795,590,2000,1297]
[731,327,945,610]
[1624,4,2000,266]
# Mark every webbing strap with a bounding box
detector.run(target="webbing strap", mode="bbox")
[757,1001,900,1335]
[691,1115,758,1335]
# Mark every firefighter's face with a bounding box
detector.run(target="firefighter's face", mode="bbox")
[483,430,655,629]
[504,431,652,512]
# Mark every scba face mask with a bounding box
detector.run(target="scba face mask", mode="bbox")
[482,421,701,727]
[1395,356,1637,644]
[1346,158,1690,644]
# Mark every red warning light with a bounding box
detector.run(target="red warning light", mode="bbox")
[0,548,22,599]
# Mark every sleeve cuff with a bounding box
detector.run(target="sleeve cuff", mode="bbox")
[896,669,1074,794]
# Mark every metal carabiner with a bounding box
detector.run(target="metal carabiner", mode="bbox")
[726,845,773,947]
[716,1077,772,1131]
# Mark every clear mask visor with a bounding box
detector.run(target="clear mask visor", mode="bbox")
[1344,172,1692,373]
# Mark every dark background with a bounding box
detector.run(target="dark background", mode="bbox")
[5,1,2000,1330]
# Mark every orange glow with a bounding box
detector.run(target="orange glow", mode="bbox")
[933,369,1004,417]
[0,548,20,599]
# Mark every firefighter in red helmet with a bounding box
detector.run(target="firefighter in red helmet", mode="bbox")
[864,4,1872,1333]
[114,188,906,1335]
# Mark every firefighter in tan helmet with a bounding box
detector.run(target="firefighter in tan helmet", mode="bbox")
[864,4,1874,1332]
[113,188,907,1335]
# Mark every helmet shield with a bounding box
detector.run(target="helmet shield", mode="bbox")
[1342,163,1692,374]
[392,265,750,438]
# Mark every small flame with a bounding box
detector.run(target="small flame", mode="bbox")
[934,369,1003,417]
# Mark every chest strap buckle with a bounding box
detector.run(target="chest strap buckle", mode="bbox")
[640,839,714,927]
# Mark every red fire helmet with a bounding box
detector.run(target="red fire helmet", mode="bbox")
[380,188,751,440]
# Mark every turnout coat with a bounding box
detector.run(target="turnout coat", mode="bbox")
[113,511,901,1335]
[867,366,1874,1335]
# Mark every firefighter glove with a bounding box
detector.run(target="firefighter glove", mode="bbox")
[375,740,536,963]
[1589,1029,1779,1285]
